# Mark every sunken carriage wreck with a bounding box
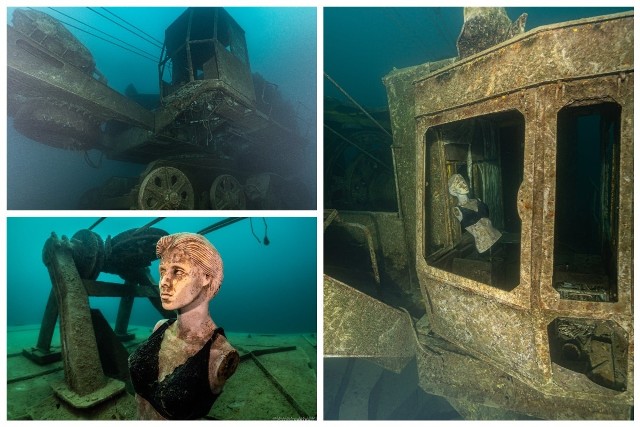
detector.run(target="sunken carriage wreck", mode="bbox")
[8,8,312,210]
[324,9,633,419]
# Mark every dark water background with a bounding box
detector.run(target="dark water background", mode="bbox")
[325,7,633,109]
[7,217,317,334]
[7,7,317,209]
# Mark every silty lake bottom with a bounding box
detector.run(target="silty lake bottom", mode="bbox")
[7,217,317,420]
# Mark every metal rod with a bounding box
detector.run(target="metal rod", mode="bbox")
[324,72,393,138]
[186,9,195,83]
[35,289,59,352]
[133,217,165,235]
[390,145,404,219]
[197,217,246,235]
[250,353,310,418]
[8,367,64,385]
[88,217,107,231]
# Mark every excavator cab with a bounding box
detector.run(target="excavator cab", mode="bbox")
[159,8,255,106]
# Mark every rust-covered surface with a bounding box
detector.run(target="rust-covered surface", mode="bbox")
[7,7,312,210]
[42,233,126,404]
[456,8,527,59]
[406,12,633,412]
[324,274,632,419]
[413,331,631,420]
[323,275,414,373]
[12,9,96,74]
[7,27,154,131]
[326,211,413,290]
[337,10,637,419]
[414,12,633,115]
[382,58,455,288]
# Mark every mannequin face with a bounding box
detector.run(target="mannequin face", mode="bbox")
[449,175,469,196]
[159,247,211,311]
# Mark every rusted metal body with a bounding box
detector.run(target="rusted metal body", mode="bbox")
[323,98,397,212]
[7,7,311,210]
[324,276,631,419]
[25,227,174,414]
[40,233,126,409]
[326,11,633,419]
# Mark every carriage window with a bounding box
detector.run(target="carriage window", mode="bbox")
[424,111,524,291]
[554,103,620,302]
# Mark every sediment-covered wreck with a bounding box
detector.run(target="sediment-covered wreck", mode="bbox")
[8,8,313,209]
[324,9,633,419]
[10,218,317,420]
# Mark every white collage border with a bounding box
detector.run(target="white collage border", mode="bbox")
[1,1,637,425]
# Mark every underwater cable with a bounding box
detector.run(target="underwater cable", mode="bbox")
[37,10,158,64]
[87,7,163,50]
[100,7,164,47]
[47,8,159,62]
[324,72,392,139]
[249,218,270,246]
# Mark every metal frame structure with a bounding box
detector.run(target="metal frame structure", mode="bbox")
[326,11,633,419]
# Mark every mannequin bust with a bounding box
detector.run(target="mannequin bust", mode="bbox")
[448,174,502,253]
[129,233,239,420]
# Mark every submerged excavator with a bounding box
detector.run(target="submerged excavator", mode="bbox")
[8,8,313,209]
[324,8,633,420]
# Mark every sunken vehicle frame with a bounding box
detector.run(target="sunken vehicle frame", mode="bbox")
[324,11,633,419]
[7,8,312,210]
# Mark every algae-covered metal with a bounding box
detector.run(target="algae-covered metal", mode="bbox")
[7,8,311,210]
[326,10,633,419]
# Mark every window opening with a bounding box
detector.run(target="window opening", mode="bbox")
[553,103,621,302]
[160,8,250,97]
[424,110,524,291]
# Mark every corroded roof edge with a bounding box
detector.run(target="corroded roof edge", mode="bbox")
[409,10,634,86]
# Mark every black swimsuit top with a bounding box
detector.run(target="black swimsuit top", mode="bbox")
[457,200,490,228]
[128,319,225,420]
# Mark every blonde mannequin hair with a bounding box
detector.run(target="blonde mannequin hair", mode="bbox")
[156,233,223,299]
